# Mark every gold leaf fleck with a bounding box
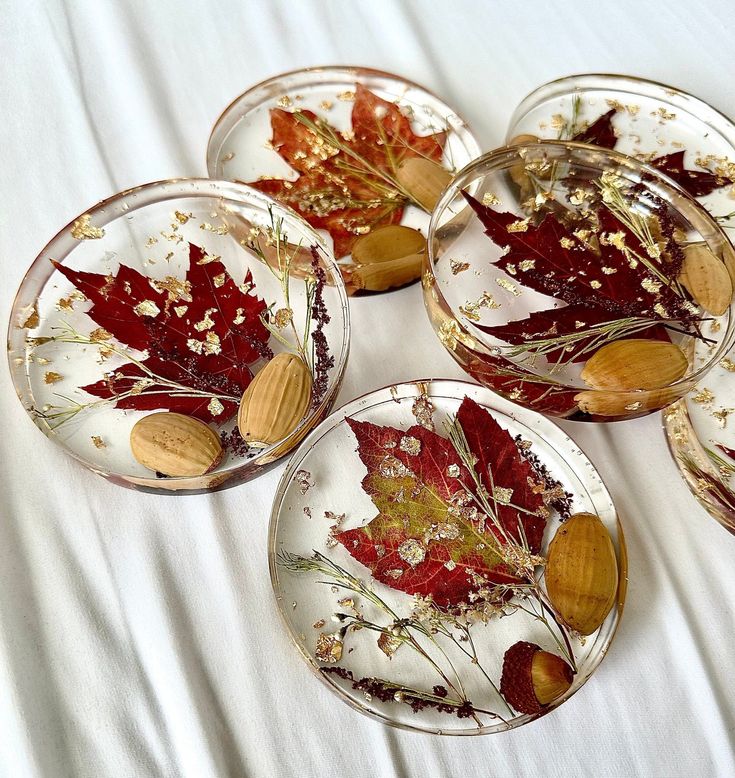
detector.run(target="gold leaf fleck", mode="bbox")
[71,214,105,240]
[44,371,63,384]
[134,300,161,318]
[208,398,225,417]
[450,258,470,275]
[91,435,106,449]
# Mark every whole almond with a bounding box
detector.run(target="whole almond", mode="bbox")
[679,243,733,316]
[575,385,683,418]
[580,339,688,391]
[130,412,223,477]
[396,157,452,212]
[546,512,619,636]
[350,252,424,292]
[351,225,426,265]
[238,352,312,446]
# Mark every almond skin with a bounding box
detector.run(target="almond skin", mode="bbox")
[130,412,223,477]
[679,243,733,316]
[580,339,688,391]
[350,252,424,292]
[238,353,312,446]
[396,157,452,212]
[351,225,426,265]
[546,512,619,636]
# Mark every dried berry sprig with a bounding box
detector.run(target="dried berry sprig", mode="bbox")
[320,667,501,721]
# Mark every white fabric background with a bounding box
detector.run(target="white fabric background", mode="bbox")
[2,1,735,776]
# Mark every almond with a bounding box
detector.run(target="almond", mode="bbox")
[350,252,424,292]
[351,225,426,265]
[238,352,312,446]
[546,512,619,636]
[575,385,683,418]
[678,243,733,316]
[580,339,688,391]
[130,412,223,477]
[396,157,452,212]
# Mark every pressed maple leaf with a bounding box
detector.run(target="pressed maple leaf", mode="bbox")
[336,397,548,607]
[573,108,617,149]
[52,243,270,422]
[571,109,727,197]
[245,84,446,257]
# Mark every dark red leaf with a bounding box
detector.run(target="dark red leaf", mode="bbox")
[336,398,549,607]
[53,243,271,423]
[245,84,446,258]
[572,108,617,149]
[651,151,726,198]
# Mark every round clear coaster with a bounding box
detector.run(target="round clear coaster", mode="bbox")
[8,180,350,494]
[269,379,626,734]
[207,65,481,293]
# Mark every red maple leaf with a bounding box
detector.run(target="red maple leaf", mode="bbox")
[52,243,271,423]
[245,84,446,258]
[571,110,727,197]
[336,397,547,607]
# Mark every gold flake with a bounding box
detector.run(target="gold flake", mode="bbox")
[652,107,676,121]
[164,252,174,262]
[518,259,535,272]
[720,358,735,372]
[505,264,517,276]
[711,320,722,333]
[319,100,333,111]
[450,258,470,275]
[194,309,217,331]
[124,281,132,295]
[315,632,343,663]
[44,371,62,384]
[590,280,602,289]
[602,266,617,275]
[313,619,326,629]
[213,273,226,288]
[187,338,203,354]
[482,192,500,206]
[199,222,229,235]
[129,378,154,395]
[439,320,460,349]
[460,290,500,321]
[377,632,402,658]
[550,113,565,129]
[174,210,193,224]
[233,308,246,325]
[446,464,460,478]
[569,188,589,206]
[575,320,586,329]
[91,436,106,449]
[509,387,524,401]
[340,129,355,142]
[197,252,221,265]
[277,95,293,108]
[642,277,662,294]
[174,305,188,318]
[146,236,158,247]
[712,408,734,427]
[337,90,356,101]
[56,296,75,311]
[35,357,51,365]
[399,435,421,456]
[90,327,112,342]
[160,230,184,244]
[654,303,668,318]
[496,278,521,296]
[693,388,715,406]
[385,569,403,580]
[222,151,235,162]
[134,300,161,318]
[204,332,222,355]
[273,308,293,328]
[19,304,39,329]
[379,454,410,478]
[208,398,225,417]
[560,237,575,249]
[493,486,513,504]
[397,539,426,568]
[71,215,105,240]
[151,276,192,302]
[507,218,530,233]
